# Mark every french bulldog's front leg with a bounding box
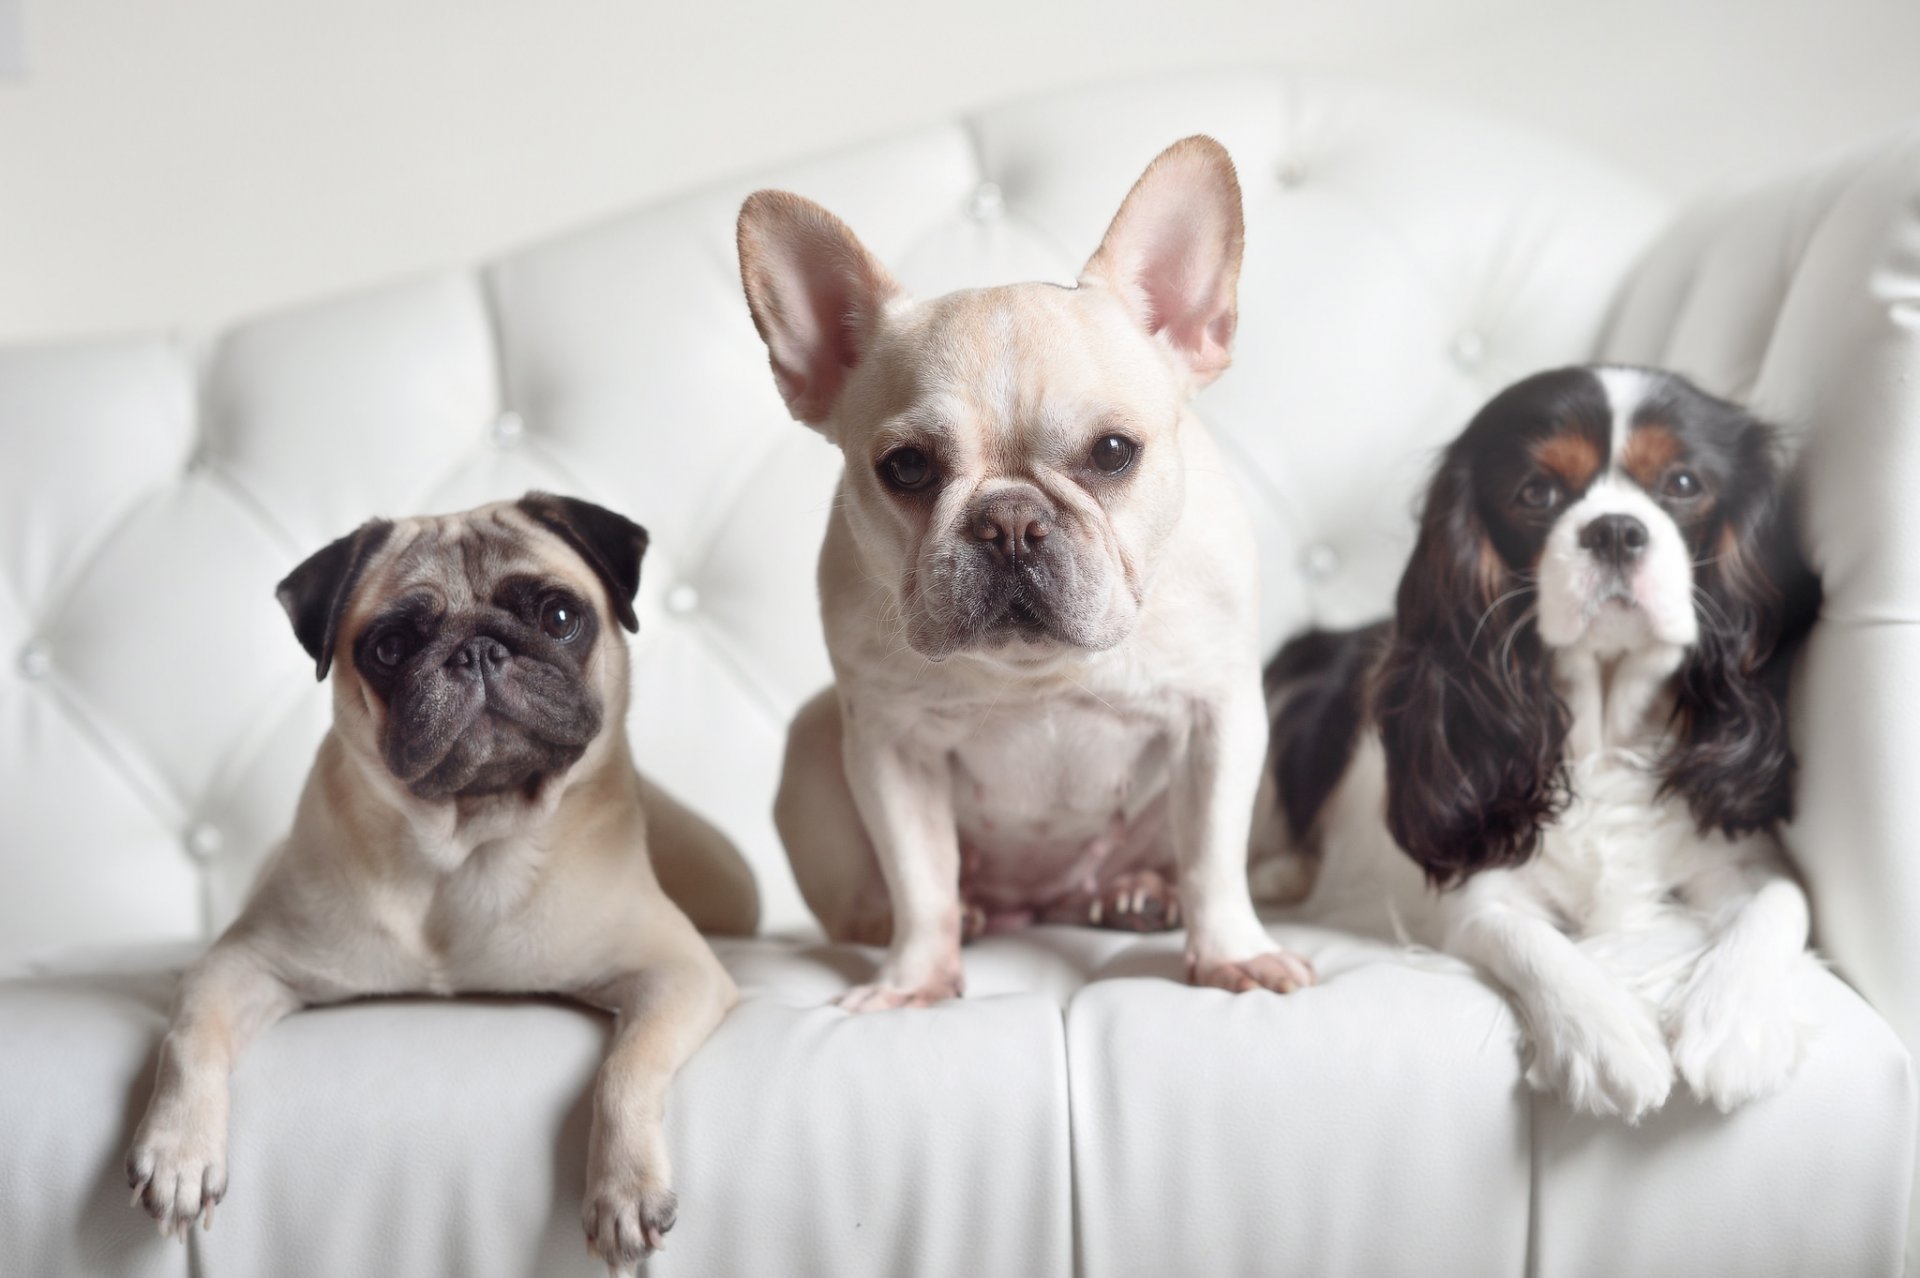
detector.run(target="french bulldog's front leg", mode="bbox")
[1173,680,1316,994]
[578,945,735,1273]
[836,708,965,1011]
[128,943,299,1238]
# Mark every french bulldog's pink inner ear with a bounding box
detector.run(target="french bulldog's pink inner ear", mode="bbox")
[1081,136,1246,387]
[737,190,900,427]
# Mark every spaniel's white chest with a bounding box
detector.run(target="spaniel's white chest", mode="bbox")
[1521,750,1698,935]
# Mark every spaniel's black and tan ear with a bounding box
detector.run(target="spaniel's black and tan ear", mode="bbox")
[276,519,395,681]
[1374,455,1569,886]
[1662,423,1820,835]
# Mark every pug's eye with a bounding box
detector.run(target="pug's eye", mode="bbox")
[879,447,935,493]
[1516,477,1561,511]
[541,598,584,642]
[1664,468,1703,500]
[1090,435,1137,475]
[373,632,411,667]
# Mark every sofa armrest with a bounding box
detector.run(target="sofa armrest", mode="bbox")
[1604,124,1920,1260]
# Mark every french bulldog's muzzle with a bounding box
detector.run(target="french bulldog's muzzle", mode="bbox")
[912,483,1120,658]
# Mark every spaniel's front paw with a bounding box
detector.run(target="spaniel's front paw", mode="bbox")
[1525,984,1673,1122]
[1668,950,1813,1112]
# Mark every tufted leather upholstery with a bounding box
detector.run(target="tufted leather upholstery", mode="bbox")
[1,70,1914,1275]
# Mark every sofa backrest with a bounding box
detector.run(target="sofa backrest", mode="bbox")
[0,69,1662,958]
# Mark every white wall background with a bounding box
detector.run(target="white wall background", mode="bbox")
[2,0,1917,345]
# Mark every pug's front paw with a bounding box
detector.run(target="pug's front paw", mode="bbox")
[584,1165,678,1273]
[127,1112,228,1240]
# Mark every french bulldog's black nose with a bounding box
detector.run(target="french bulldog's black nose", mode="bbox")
[971,491,1054,567]
[446,636,510,679]
[1579,513,1649,566]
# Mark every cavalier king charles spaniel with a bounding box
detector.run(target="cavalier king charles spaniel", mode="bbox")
[1253,365,1823,1121]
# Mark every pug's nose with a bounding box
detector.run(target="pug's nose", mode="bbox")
[1579,513,1649,567]
[971,491,1053,567]
[446,636,510,679]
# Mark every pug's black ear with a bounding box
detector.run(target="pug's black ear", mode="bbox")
[275,519,395,681]
[518,493,649,633]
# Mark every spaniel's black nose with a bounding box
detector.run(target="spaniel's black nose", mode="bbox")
[1579,513,1649,567]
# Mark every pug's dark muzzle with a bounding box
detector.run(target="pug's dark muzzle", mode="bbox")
[380,627,603,800]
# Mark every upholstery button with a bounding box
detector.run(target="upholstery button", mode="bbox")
[185,823,224,860]
[1450,330,1487,370]
[1300,542,1341,581]
[17,642,50,681]
[491,410,525,447]
[1276,160,1306,189]
[665,583,701,615]
[966,182,1005,222]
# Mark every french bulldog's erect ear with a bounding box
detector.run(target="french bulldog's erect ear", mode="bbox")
[276,519,395,681]
[737,190,902,427]
[517,492,649,633]
[1080,135,1246,388]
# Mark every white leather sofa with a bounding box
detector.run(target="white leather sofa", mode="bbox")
[2,70,1916,1276]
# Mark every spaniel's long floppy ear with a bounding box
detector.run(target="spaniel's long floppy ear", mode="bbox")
[275,519,395,681]
[1374,457,1569,886]
[737,190,902,429]
[1662,427,1820,835]
[1080,136,1245,389]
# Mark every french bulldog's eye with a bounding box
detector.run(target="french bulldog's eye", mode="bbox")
[880,447,935,493]
[373,632,411,667]
[1090,435,1137,475]
[541,598,584,642]
[1516,477,1560,511]
[1663,468,1703,500]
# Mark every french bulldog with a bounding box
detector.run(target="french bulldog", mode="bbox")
[737,136,1316,1009]
[125,493,753,1271]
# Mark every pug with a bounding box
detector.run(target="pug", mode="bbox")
[737,136,1316,1010]
[125,493,750,1272]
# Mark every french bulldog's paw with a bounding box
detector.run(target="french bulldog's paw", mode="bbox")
[583,1171,678,1272]
[126,1119,227,1240]
[833,970,964,1012]
[1093,870,1181,932]
[1667,954,1810,1112]
[1187,947,1316,994]
[1525,986,1673,1122]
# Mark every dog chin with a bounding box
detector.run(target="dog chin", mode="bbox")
[397,718,590,802]
[1554,589,1693,657]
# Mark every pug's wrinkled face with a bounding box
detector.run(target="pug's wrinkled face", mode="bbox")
[350,528,607,799]
[278,494,647,804]
[737,137,1246,663]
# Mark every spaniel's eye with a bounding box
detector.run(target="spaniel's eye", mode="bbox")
[880,448,935,492]
[1664,468,1703,499]
[1516,477,1560,510]
[373,632,411,667]
[1089,435,1137,475]
[541,598,584,641]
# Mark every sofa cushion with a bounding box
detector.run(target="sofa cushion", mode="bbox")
[3,926,1906,1277]
[0,937,1074,1278]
